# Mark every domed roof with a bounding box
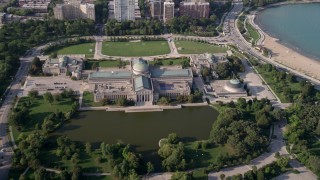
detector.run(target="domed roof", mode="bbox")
[224,79,243,92]
[59,56,68,63]
[133,58,149,75]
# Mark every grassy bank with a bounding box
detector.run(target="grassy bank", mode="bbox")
[175,41,227,54]
[45,42,95,58]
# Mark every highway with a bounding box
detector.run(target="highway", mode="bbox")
[0,46,43,179]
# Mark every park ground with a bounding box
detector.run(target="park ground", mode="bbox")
[175,41,228,54]
[245,21,260,45]
[101,41,170,57]
[45,43,95,58]
[9,95,236,179]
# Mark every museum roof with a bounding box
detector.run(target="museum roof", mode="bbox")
[89,71,132,79]
[151,69,192,78]
[134,76,152,91]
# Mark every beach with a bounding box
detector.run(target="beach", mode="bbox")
[263,32,320,80]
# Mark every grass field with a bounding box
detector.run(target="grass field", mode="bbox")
[149,58,189,66]
[46,43,95,58]
[12,96,74,140]
[84,60,129,70]
[39,148,112,173]
[246,21,260,44]
[175,41,228,54]
[82,91,101,107]
[102,41,170,57]
[185,142,234,168]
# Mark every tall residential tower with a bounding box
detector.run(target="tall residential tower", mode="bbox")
[163,0,174,23]
[114,0,135,22]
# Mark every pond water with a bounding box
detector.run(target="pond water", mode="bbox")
[56,106,218,154]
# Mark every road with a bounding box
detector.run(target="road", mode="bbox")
[223,1,320,88]
[0,46,43,179]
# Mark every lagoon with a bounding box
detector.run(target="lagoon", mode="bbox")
[56,106,218,153]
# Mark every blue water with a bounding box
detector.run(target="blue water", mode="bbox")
[256,3,320,60]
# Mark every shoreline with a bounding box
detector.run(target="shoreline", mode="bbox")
[252,2,320,80]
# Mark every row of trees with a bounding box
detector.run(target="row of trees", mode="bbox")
[105,19,164,36]
[258,63,319,103]
[166,15,219,37]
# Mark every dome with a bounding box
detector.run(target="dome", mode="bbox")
[133,58,149,75]
[224,79,243,92]
[59,56,68,63]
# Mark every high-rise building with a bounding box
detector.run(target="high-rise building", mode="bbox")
[163,0,174,23]
[114,0,135,22]
[150,0,164,20]
[53,0,95,21]
[180,0,210,19]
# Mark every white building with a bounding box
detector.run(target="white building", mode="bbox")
[163,0,174,23]
[42,56,83,79]
[114,0,135,22]
[88,58,193,104]
[54,0,95,21]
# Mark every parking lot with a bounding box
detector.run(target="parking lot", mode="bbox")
[23,76,89,96]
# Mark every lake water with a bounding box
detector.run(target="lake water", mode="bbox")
[256,3,320,60]
[56,106,218,153]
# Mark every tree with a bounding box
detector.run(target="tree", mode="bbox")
[28,90,39,100]
[100,142,106,157]
[43,92,54,104]
[308,156,320,172]
[71,165,81,180]
[158,97,170,105]
[147,161,154,174]
[171,171,192,180]
[71,153,79,164]
[29,57,43,76]
[257,170,264,180]
[91,62,98,70]
[85,142,92,154]
[276,157,289,170]
[167,133,179,144]
[220,174,225,180]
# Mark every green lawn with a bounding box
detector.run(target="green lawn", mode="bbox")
[101,41,170,57]
[46,43,95,58]
[185,142,234,168]
[175,41,227,54]
[82,91,101,107]
[149,58,189,66]
[12,96,74,140]
[246,21,260,44]
[39,148,112,174]
[84,60,129,70]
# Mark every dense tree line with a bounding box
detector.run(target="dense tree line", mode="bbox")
[105,19,164,36]
[166,15,219,37]
[285,103,320,175]
[211,98,283,159]
[0,19,95,97]
[258,63,319,103]
[243,0,284,7]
